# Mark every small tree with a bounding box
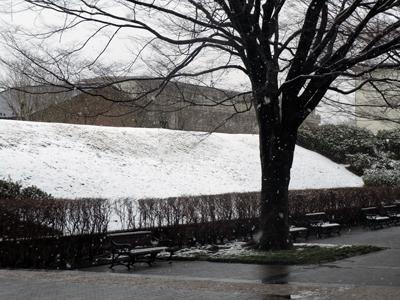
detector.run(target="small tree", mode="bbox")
[0,60,45,120]
[3,0,400,250]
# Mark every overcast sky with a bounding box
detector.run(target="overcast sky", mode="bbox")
[0,1,355,125]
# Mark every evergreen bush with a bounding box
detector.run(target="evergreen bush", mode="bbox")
[376,129,400,160]
[297,124,400,187]
[297,124,376,163]
[363,169,400,187]
[345,153,377,176]
[0,178,52,200]
[0,178,22,199]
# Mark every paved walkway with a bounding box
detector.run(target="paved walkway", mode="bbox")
[1,226,400,299]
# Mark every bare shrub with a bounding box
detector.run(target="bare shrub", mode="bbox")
[113,197,137,230]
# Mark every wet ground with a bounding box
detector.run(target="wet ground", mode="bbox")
[1,225,400,299]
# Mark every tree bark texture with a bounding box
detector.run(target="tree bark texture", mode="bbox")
[254,90,298,250]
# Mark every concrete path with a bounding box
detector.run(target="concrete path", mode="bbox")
[1,226,400,299]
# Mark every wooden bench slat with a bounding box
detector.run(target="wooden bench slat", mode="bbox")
[305,212,341,238]
[289,227,308,232]
[383,205,400,226]
[361,207,391,229]
[108,231,174,269]
[129,247,168,255]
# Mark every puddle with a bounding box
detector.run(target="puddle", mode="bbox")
[262,273,289,284]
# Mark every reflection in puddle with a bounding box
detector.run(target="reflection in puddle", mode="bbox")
[260,265,290,284]
[263,295,292,299]
[262,272,289,284]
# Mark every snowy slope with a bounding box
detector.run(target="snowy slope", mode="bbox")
[0,120,363,199]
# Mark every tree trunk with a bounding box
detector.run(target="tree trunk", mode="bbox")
[255,94,298,251]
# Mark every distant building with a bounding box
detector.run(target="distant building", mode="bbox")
[1,78,321,133]
[354,67,400,133]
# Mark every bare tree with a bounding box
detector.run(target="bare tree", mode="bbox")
[0,54,81,121]
[3,0,400,250]
[0,59,47,120]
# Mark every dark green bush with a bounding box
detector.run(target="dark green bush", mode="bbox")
[363,169,400,187]
[0,178,52,200]
[297,125,400,187]
[376,129,400,160]
[346,153,400,176]
[0,178,22,199]
[20,185,53,200]
[346,153,377,176]
[297,124,376,163]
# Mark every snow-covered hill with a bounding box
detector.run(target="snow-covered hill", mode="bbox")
[0,120,363,199]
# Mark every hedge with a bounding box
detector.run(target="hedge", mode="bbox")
[1,187,399,268]
[138,187,400,245]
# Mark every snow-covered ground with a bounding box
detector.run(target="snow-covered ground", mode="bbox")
[0,120,363,199]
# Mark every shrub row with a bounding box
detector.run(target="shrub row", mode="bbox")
[2,187,399,268]
[0,233,107,269]
[0,198,111,240]
[135,193,260,246]
[136,192,259,228]
[2,187,399,240]
[138,187,400,244]
[288,187,400,226]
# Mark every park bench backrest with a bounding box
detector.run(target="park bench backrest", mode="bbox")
[305,212,326,222]
[383,205,398,213]
[361,207,380,215]
[109,231,155,248]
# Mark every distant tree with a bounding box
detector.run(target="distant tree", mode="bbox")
[3,0,400,250]
[0,57,75,121]
[0,59,44,120]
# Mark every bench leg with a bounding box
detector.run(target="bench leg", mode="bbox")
[168,251,174,261]
[335,226,341,235]
[376,220,384,229]
[109,254,119,269]
[143,253,156,266]
[293,232,299,243]
[109,253,134,270]
[326,227,333,237]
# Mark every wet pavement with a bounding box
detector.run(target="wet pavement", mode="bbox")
[1,225,400,299]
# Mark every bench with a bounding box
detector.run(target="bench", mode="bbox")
[361,207,390,229]
[288,217,308,242]
[305,212,341,238]
[108,231,173,269]
[289,225,309,242]
[383,205,400,225]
